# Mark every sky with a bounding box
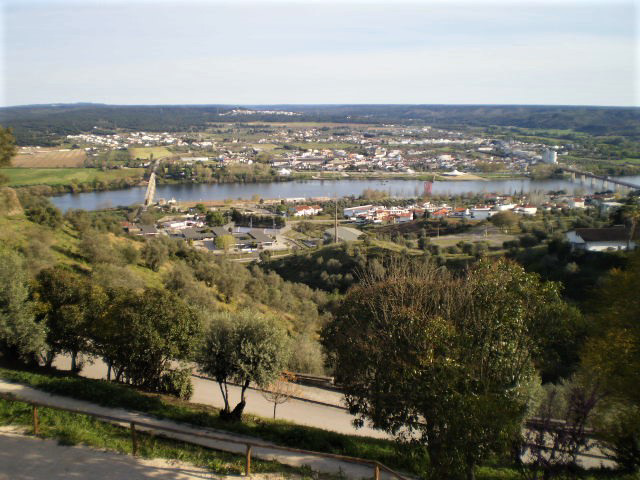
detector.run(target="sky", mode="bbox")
[1,0,638,106]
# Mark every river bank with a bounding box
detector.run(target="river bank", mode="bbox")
[46,175,640,212]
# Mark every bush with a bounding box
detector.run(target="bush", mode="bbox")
[519,234,539,248]
[159,366,194,400]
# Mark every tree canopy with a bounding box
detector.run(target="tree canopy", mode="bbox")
[323,258,574,479]
[0,126,17,167]
[197,309,290,420]
[0,248,44,362]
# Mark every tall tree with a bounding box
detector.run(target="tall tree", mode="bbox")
[323,258,570,480]
[90,287,201,391]
[0,126,17,167]
[35,267,91,371]
[580,251,640,472]
[197,309,290,421]
[0,248,45,362]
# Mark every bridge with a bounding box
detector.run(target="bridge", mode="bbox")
[559,165,640,192]
[142,159,159,210]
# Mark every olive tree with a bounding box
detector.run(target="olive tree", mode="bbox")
[36,267,91,371]
[90,287,201,394]
[323,258,570,480]
[0,249,45,362]
[197,309,290,421]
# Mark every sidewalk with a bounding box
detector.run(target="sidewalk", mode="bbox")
[0,379,393,479]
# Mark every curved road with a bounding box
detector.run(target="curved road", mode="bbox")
[53,356,388,439]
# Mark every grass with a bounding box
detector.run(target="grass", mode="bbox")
[129,147,173,160]
[0,396,318,478]
[0,366,404,472]
[2,167,145,187]
[0,367,632,480]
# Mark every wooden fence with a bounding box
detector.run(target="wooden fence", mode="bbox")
[0,392,410,480]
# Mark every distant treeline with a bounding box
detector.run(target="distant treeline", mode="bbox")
[1,104,639,145]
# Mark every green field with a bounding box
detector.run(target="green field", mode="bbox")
[3,168,145,186]
[129,147,173,160]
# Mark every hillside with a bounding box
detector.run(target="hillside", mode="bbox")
[0,191,329,375]
[2,104,639,145]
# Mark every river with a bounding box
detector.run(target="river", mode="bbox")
[50,175,640,212]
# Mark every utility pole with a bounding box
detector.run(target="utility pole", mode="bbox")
[334,195,338,243]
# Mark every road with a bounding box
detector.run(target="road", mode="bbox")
[51,357,615,470]
[0,381,397,479]
[53,356,389,439]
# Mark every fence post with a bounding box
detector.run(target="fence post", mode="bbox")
[245,444,252,476]
[374,463,380,480]
[130,422,138,456]
[33,406,39,435]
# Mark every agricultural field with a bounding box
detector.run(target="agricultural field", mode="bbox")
[3,168,145,186]
[128,146,174,160]
[13,148,86,168]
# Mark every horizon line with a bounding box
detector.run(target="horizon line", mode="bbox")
[2,102,639,109]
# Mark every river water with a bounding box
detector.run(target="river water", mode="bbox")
[50,175,640,212]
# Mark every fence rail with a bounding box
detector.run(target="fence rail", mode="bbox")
[0,392,410,480]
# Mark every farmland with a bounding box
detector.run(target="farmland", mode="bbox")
[3,168,145,186]
[13,149,86,167]
[129,146,173,160]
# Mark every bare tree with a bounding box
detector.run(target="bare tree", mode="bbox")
[520,379,604,480]
[261,372,301,419]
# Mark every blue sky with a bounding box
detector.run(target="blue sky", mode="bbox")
[2,0,638,106]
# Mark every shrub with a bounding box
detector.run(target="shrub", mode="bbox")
[159,366,194,400]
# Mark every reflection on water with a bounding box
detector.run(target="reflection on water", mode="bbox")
[50,175,640,212]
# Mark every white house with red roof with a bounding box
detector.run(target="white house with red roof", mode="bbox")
[293,205,322,217]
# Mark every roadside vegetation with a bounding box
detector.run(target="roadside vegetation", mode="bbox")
[0,395,319,478]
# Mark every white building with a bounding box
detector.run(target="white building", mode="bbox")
[471,207,496,220]
[514,205,538,216]
[569,198,585,209]
[293,205,322,217]
[343,205,374,218]
[566,226,637,252]
[542,149,558,165]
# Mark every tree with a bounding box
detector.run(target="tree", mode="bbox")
[36,267,91,371]
[580,251,640,472]
[215,234,235,253]
[90,287,201,393]
[323,258,570,480]
[0,249,44,362]
[260,372,301,419]
[520,376,603,480]
[490,210,518,233]
[78,230,114,264]
[197,309,290,421]
[0,126,17,167]
[141,238,169,271]
[205,210,225,226]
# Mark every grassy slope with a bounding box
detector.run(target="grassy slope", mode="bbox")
[2,167,145,186]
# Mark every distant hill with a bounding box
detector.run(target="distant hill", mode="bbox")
[1,103,638,145]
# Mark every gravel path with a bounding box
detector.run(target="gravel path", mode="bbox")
[0,379,396,479]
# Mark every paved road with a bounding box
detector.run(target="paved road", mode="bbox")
[50,357,615,471]
[53,356,388,440]
[0,380,396,479]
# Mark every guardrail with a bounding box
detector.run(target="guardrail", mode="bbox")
[0,392,410,480]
